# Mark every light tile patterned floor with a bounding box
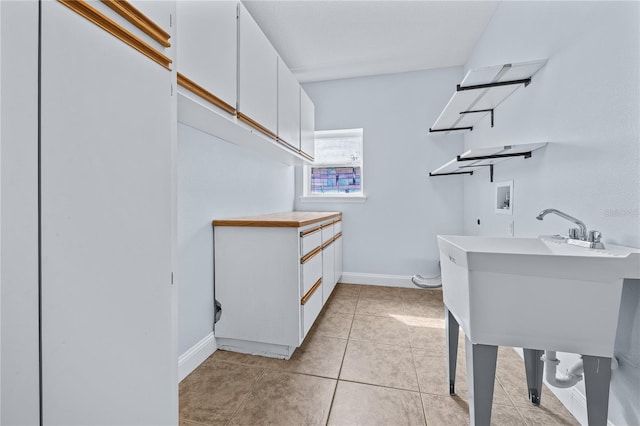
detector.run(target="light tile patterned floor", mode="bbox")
[180,284,579,426]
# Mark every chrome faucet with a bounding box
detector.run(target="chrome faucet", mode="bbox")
[536,208,604,248]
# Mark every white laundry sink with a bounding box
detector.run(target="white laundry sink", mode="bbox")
[437,235,640,357]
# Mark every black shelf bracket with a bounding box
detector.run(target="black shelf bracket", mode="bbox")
[429,126,473,133]
[461,164,494,182]
[429,171,474,177]
[456,150,533,182]
[456,77,532,92]
[460,108,494,127]
[456,151,532,162]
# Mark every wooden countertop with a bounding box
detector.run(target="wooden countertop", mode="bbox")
[213,211,342,228]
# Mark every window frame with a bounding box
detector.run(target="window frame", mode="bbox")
[301,128,366,203]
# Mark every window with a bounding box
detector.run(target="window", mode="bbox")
[302,128,365,201]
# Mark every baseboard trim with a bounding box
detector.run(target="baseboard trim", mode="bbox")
[178,332,217,382]
[340,272,416,288]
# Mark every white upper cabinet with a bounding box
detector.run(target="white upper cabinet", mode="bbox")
[176,1,237,111]
[277,58,301,150]
[176,1,315,163]
[300,87,315,160]
[238,3,278,137]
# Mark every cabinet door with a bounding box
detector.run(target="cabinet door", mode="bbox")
[177,1,237,109]
[334,233,343,285]
[322,242,336,303]
[300,87,315,159]
[277,58,301,150]
[238,3,278,136]
[41,2,175,424]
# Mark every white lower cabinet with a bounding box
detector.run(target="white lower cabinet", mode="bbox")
[213,212,341,359]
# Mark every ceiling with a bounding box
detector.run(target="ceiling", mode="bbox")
[242,1,499,83]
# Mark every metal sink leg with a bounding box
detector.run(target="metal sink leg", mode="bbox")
[583,355,612,426]
[523,348,544,405]
[445,307,460,395]
[466,336,498,426]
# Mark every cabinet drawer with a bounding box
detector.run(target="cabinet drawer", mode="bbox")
[334,220,342,235]
[301,278,322,337]
[321,223,334,244]
[301,249,322,295]
[300,226,322,257]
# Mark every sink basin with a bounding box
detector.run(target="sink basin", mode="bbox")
[437,235,640,357]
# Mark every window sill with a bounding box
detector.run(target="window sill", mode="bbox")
[299,195,368,204]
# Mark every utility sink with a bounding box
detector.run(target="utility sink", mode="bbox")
[437,235,640,425]
[437,235,640,357]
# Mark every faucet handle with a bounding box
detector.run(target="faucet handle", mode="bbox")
[588,230,602,243]
[568,228,580,239]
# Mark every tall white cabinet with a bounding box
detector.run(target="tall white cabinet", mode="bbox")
[0,2,41,424]
[38,1,176,424]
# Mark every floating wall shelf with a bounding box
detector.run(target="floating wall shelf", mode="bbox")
[429,60,547,133]
[429,142,547,182]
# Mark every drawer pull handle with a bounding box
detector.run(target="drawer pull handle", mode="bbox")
[333,232,343,241]
[301,278,322,305]
[300,246,322,264]
[300,226,322,238]
[321,239,334,250]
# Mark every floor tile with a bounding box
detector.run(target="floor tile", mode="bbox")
[355,296,405,317]
[517,406,580,425]
[179,420,210,426]
[322,293,357,316]
[398,287,443,304]
[359,285,402,300]
[413,351,465,396]
[340,340,419,391]
[403,298,445,318]
[422,394,470,426]
[349,314,411,347]
[280,333,347,379]
[210,349,287,370]
[228,371,336,426]
[312,311,353,339]
[328,381,425,426]
[180,285,578,426]
[179,359,264,425]
[422,394,522,426]
[333,283,361,298]
[408,324,447,354]
[491,404,528,425]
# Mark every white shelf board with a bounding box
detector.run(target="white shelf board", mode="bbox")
[429,142,547,176]
[430,59,547,133]
[177,89,310,166]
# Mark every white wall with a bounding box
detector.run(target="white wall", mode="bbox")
[178,123,294,355]
[460,2,639,425]
[296,68,466,279]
